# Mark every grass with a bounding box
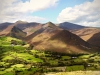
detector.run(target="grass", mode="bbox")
[79,54,93,59]
[72,58,84,63]
[5,68,13,72]
[49,60,58,66]
[66,65,84,71]
[0,36,20,45]
[4,72,14,75]
[11,64,24,68]
[61,56,71,60]
[2,56,13,61]
[0,71,6,75]
[16,53,43,62]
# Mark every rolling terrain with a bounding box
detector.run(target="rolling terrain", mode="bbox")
[58,22,86,31]
[0,21,100,52]
[0,21,100,75]
[14,20,43,36]
[72,28,100,47]
[0,21,43,36]
[0,22,13,31]
[0,25,26,39]
[27,22,99,53]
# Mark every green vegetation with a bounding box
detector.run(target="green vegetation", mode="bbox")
[66,65,84,71]
[0,36,100,75]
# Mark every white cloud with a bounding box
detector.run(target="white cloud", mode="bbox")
[57,0,100,27]
[0,0,58,23]
[1,15,47,23]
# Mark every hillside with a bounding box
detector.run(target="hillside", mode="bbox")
[0,25,26,39]
[0,21,100,49]
[10,26,26,39]
[0,22,13,31]
[72,28,100,47]
[87,32,100,47]
[0,21,43,36]
[28,22,98,54]
[14,20,43,36]
[58,22,85,31]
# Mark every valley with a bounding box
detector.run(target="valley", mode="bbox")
[0,21,100,75]
[0,0,100,74]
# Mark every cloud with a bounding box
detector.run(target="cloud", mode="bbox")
[57,0,100,27]
[1,15,47,23]
[0,0,58,23]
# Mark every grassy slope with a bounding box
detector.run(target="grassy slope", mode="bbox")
[0,36,43,75]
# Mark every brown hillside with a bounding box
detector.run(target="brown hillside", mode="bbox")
[72,28,100,47]
[14,20,43,36]
[25,22,61,41]
[28,22,99,54]
[0,22,13,31]
[72,28,100,41]
[0,25,26,39]
[0,25,14,36]
[23,24,42,36]
[87,32,100,47]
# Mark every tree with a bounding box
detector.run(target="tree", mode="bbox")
[28,44,34,50]
[11,40,17,45]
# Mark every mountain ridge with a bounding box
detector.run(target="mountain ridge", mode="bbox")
[27,22,99,54]
[0,21,100,53]
[58,22,86,31]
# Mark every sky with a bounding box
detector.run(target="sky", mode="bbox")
[0,0,100,27]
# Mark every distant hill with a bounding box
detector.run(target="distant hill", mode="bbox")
[25,22,59,41]
[72,27,100,47]
[0,21,100,51]
[0,21,43,36]
[14,20,43,36]
[58,22,86,31]
[87,32,100,47]
[0,25,26,39]
[10,26,26,39]
[27,22,99,54]
[0,22,13,31]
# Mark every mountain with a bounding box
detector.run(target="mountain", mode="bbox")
[25,22,59,41]
[0,21,43,36]
[14,20,43,36]
[0,22,13,31]
[72,27,100,47]
[27,22,99,54]
[87,32,100,47]
[10,26,26,39]
[58,22,86,31]
[0,25,14,36]
[0,21,100,50]
[0,25,26,39]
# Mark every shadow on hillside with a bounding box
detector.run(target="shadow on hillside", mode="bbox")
[25,28,44,41]
[49,30,93,53]
[87,32,100,47]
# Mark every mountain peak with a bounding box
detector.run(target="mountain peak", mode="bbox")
[47,21,54,24]
[44,21,56,28]
[15,20,28,24]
